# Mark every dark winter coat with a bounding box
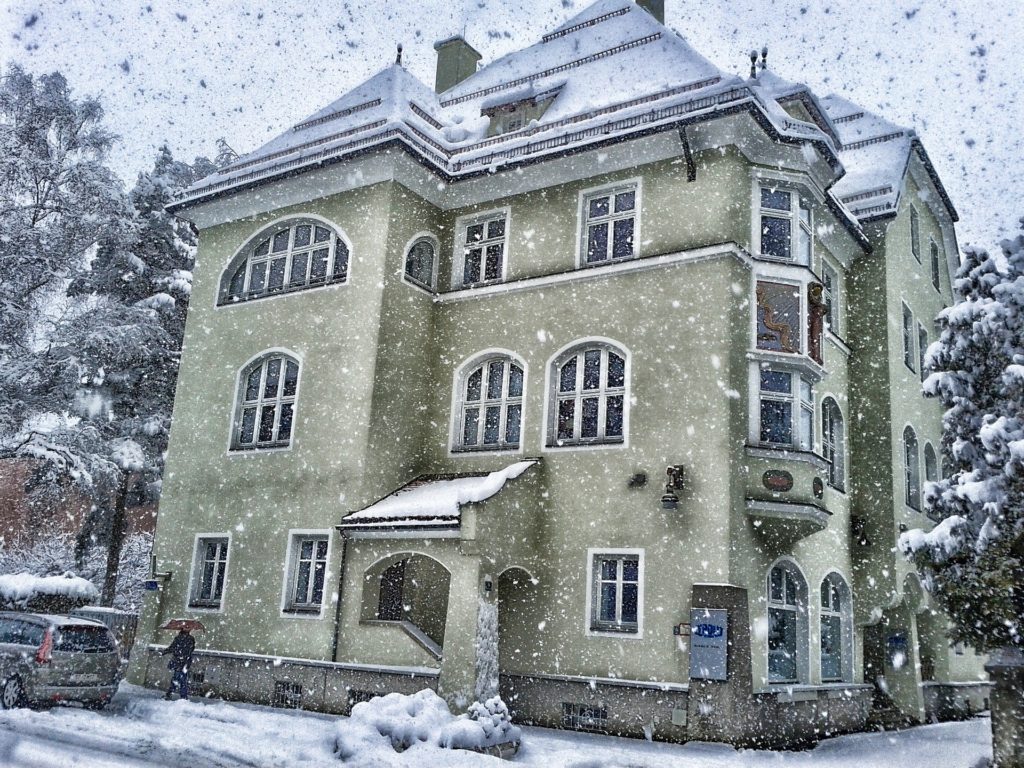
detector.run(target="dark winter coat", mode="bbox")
[162,631,195,672]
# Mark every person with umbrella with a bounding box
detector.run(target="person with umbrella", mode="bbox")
[160,619,203,700]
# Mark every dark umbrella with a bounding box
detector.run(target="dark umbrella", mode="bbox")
[160,619,206,632]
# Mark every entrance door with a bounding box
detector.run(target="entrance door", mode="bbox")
[378,560,407,621]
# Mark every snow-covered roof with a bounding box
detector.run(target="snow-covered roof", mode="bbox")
[171,0,844,211]
[339,460,538,531]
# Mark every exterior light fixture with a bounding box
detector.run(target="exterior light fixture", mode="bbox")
[661,465,685,510]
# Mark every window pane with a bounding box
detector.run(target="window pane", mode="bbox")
[253,239,270,257]
[268,257,286,291]
[821,615,842,679]
[508,364,523,398]
[229,263,245,297]
[249,261,267,294]
[761,400,792,444]
[213,560,226,600]
[761,216,792,260]
[201,562,215,599]
[311,561,326,605]
[245,367,262,401]
[588,196,610,219]
[798,228,811,265]
[612,217,634,260]
[606,395,624,437]
[599,583,617,623]
[466,368,482,402]
[607,353,625,388]
[785,573,797,605]
[283,361,299,397]
[583,350,601,390]
[557,400,575,440]
[621,583,638,624]
[761,188,791,211]
[487,360,504,400]
[760,370,791,393]
[463,408,479,446]
[466,223,484,242]
[768,608,797,680]
[484,244,502,280]
[487,218,505,240]
[310,248,329,281]
[292,225,311,248]
[581,397,599,438]
[314,226,331,244]
[614,190,635,213]
[505,404,522,445]
[289,251,309,286]
[600,559,617,580]
[800,379,812,404]
[239,408,257,444]
[770,567,784,602]
[333,242,349,280]
[622,559,639,582]
[272,230,290,252]
[300,540,314,559]
[258,406,277,443]
[278,403,293,442]
[559,358,577,393]
[295,562,310,604]
[586,222,608,263]
[264,358,281,398]
[483,406,500,444]
[463,248,481,284]
[406,241,434,286]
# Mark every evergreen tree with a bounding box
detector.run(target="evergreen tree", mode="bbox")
[900,223,1024,651]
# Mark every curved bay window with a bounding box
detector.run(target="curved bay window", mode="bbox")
[233,354,300,451]
[221,221,349,304]
[550,344,627,447]
[455,356,524,451]
[767,561,807,683]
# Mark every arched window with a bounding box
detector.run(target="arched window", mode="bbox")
[404,236,437,290]
[767,561,808,683]
[455,355,524,451]
[924,443,938,485]
[820,573,852,682]
[904,426,920,510]
[821,398,845,491]
[232,354,300,450]
[221,220,349,304]
[550,343,627,447]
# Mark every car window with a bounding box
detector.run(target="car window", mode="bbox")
[0,618,44,646]
[54,626,116,653]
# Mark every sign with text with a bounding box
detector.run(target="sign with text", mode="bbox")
[689,608,728,681]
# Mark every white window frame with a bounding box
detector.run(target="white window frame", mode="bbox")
[821,397,845,491]
[401,232,439,293]
[451,208,510,289]
[584,547,644,639]
[230,352,301,452]
[280,530,332,618]
[450,352,526,454]
[766,559,809,684]
[902,302,916,372]
[754,366,814,451]
[757,184,813,266]
[219,217,350,305]
[187,533,231,612]
[546,340,629,449]
[575,178,641,268]
[819,572,853,683]
[821,260,840,335]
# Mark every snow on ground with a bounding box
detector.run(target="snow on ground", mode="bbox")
[0,683,992,768]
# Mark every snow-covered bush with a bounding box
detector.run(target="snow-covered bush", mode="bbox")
[334,690,520,761]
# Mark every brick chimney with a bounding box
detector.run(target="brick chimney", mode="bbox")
[636,0,665,23]
[433,36,482,94]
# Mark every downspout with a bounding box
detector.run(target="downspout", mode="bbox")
[330,531,348,661]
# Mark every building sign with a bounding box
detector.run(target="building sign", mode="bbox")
[689,608,728,681]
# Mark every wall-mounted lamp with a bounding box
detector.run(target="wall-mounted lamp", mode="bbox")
[661,465,685,510]
[483,575,493,593]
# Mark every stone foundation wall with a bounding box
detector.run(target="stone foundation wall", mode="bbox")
[922,682,993,721]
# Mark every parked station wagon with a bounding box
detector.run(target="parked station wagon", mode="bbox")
[0,612,122,709]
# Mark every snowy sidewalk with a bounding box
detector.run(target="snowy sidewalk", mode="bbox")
[0,684,992,767]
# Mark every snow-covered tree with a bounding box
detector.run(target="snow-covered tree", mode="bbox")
[899,223,1024,651]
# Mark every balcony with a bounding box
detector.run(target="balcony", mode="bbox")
[744,445,832,543]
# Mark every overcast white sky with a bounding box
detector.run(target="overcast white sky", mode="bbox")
[2,0,1020,248]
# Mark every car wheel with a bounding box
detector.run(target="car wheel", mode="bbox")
[0,677,25,710]
[84,699,109,711]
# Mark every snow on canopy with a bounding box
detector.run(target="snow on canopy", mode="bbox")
[0,573,100,606]
[340,460,537,530]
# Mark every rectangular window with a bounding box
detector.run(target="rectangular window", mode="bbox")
[459,212,507,287]
[589,552,641,634]
[930,240,941,292]
[581,184,638,266]
[285,535,329,613]
[910,206,921,261]
[190,537,229,609]
[820,614,842,681]
[902,303,915,371]
[768,606,798,681]
[759,186,812,265]
[758,369,813,450]
[918,324,929,382]
[821,262,839,334]
[756,281,801,354]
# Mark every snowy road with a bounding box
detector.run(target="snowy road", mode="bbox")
[0,684,992,767]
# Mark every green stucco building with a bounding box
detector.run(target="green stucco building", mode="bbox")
[135,0,989,746]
